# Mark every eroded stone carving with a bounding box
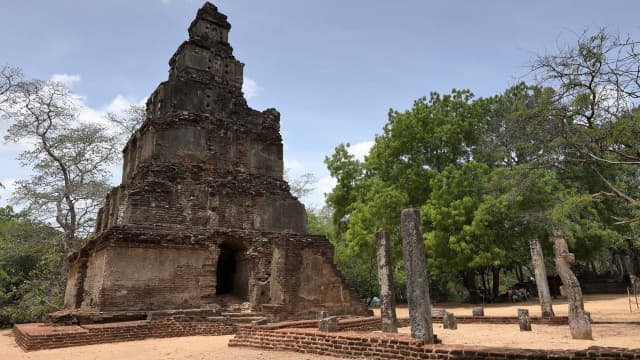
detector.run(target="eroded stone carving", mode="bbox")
[318,316,339,332]
[550,231,592,340]
[518,308,531,331]
[443,312,457,330]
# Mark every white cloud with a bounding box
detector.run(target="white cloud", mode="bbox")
[349,140,374,161]
[104,94,135,114]
[0,179,16,204]
[78,93,142,129]
[242,77,259,99]
[284,159,304,172]
[301,175,336,209]
[0,121,35,151]
[50,73,81,87]
[317,175,337,196]
[0,73,144,191]
[45,74,143,132]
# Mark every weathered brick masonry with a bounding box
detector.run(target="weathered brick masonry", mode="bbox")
[229,323,640,360]
[14,314,635,352]
[225,315,570,333]
[14,316,234,351]
[55,1,366,320]
[15,1,368,351]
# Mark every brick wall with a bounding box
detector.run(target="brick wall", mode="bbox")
[15,314,639,354]
[13,317,234,351]
[229,325,640,360]
[235,315,569,333]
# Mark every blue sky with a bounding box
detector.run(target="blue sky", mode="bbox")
[1,0,639,208]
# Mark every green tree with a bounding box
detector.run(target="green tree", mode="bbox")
[367,90,489,205]
[475,83,560,168]
[422,162,493,301]
[0,64,23,107]
[423,163,567,301]
[0,206,63,327]
[325,89,490,245]
[1,75,117,252]
[532,29,640,224]
[104,104,146,139]
[325,143,367,235]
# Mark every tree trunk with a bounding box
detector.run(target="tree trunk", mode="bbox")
[550,231,592,340]
[529,238,554,317]
[492,266,500,300]
[613,251,625,278]
[516,264,524,283]
[481,269,488,294]
[462,270,481,303]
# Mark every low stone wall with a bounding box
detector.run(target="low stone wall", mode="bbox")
[229,325,640,360]
[13,314,618,352]
[13,317,234,351]
[247,315,569,333]
[433,315,568,325]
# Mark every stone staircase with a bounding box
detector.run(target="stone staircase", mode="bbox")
[220,311,268,325]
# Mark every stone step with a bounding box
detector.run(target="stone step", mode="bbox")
[221,312,265,318]
[230,316,268,324]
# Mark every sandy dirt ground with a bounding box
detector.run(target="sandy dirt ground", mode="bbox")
[394,294,640,350]
[0,333,340,360]
[1,294,639,359]
[436,293,640,322]
[375,293,640,321]
[400,323,640,350]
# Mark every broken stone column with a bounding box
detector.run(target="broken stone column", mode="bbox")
[251,318,268,326]
[318,316,339,332]
[550,230,592,340]
[472,307,484,317]
[401,209,434,344]
[529,238,555,318]
[317,311,329,320]
[443,312,457,330]
[518,309,531,331]
[375,230,398,333]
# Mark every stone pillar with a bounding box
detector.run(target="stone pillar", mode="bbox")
[472,307,485,317]
[518,309,531,331]
[550,230,592,340]
[317,311,329,320]
[269,238,287,306]
[318,316,339,332]
[443,312,457,330]
[529,238,555,317]
[375,230,398,333]
[401,209,434,344]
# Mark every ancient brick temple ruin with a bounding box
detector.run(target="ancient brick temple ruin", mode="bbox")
[56,2,367,323]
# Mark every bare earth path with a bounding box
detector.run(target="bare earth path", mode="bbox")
[0,333,340,360]
[2,294,639,359]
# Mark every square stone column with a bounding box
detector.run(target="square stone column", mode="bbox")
[529,238,554,317]
[401,209,434,344]
[375,231,398,333]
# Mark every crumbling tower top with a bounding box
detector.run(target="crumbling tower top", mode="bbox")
[96,1,305,235]
[188,2,231,46]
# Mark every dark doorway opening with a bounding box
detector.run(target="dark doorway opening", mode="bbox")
[215,242,249,300]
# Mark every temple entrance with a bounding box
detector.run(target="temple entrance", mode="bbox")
[215,242,249,300]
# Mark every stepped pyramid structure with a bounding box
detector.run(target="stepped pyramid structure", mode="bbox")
[60,2,367,320]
